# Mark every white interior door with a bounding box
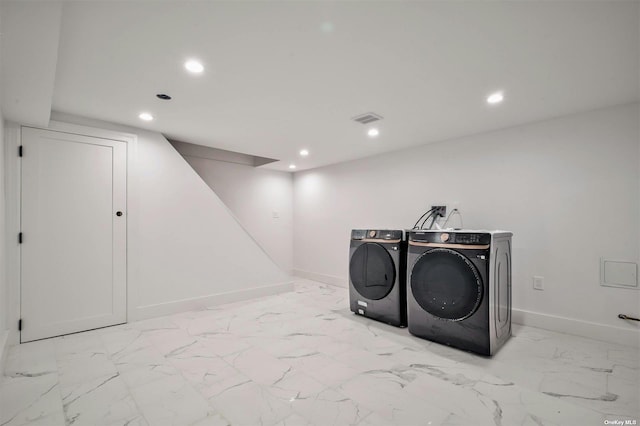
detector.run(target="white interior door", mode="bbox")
[21,127,127,342]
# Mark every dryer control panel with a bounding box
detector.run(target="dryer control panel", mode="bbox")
[409,231,491,245]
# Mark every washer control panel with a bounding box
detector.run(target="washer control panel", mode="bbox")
[351,229,404,241]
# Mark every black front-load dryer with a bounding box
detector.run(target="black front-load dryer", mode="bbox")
[407,230,513,355]
[349,229,407,327]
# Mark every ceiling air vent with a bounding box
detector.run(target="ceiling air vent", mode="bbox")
[352,112,383,125]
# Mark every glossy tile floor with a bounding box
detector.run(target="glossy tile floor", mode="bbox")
[1,279,638,426]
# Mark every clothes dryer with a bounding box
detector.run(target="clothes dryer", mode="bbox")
[407,230,512,355]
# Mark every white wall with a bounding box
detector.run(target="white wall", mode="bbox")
[0,1,61,126]
[183,155,293,273]
[0,3,7,361]
[293,103,640,345]
[3,113,292,344]
[0,112,7,353]
[131,129,292,310]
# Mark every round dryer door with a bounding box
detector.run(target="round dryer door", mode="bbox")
[349,243,396,300]
[410,248,483,321]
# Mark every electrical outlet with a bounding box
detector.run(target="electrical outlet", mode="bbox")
[431,205,447,218]
[533,276,544,291]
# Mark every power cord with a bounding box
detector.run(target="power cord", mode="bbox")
[414,207,460,230]
[618,314,640,322]
[442,208,464,229]
[422,209,448,230]
[420,210,438,230]
[412,208,434,230]
[427,211,439,229]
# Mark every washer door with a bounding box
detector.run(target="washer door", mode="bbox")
[349,243,396,300]
[410,248,483,321]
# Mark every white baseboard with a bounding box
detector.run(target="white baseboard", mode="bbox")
[293,269,347,288]
[132,281,295,321]
[0,330,9,376]
[512,308,639,347]
[293,269,639,347]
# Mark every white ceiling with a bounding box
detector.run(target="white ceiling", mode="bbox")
[5,1,640,171]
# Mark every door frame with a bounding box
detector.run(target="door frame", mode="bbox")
[4,119,138,345]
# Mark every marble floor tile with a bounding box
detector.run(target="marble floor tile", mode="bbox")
[289,388,371,425]
[101,328,154,359]
[223,346,294,387]
[54,334,107,360]
[189,413,230,426]
[60,372,141,426]
[118,359,180,391]
[301,356,361,389]
[0,373,64,426]
[265,370,326,403]
[331,348,399,374]
[105,336,179,390]
[3,339,58,380]
[196,367,252,401]
[1,278,638,426]
[208,380,291,426]
[274,413,312,426]
[129,375,220,426]
[57,352,119,388]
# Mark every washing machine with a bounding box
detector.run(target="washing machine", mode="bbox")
[349,229,407,327]
[407,230,512,355]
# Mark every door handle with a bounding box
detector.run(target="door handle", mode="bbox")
[116,211,123,217]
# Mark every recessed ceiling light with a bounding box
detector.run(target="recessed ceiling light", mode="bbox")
[289,164,296,169]
[139,112,154,121]
[367,128,379,137]
[487,91,504,105]
[299,149,309,157]
[184,59,204,74]
[321,22,335,33]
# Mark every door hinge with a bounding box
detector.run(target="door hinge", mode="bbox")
[18,145,23,157]
[18,319,22,331]
[18,232,23,244]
